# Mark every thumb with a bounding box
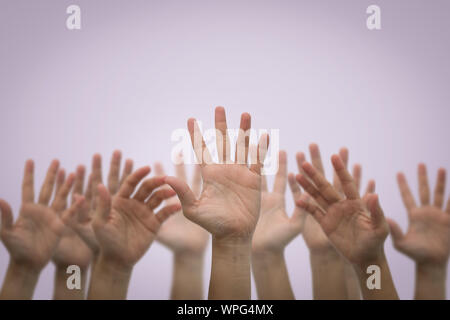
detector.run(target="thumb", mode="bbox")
[164,176,197,210]
[386,218,405,245]
[368,194,386,227]
[0,199,14,231]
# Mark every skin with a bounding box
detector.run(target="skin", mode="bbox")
[0,160,85,300]
[292,144,375,300]
[154,159,209,300]
[164,106,269,300]
[388,164,450,300]
[296,154,399,300]
[87,166,181,299]
[252,150,304,300]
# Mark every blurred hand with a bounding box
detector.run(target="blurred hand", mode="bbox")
[252,150,304,253]
[92,166,181,268]
[63,151,133,256]
[296,154,389,266]
[164,107,269,241]
[0,160,85,272]
[155,159,209,255]
[388,165,450,265]
[293,144,375,253]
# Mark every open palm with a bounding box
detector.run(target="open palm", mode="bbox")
[388,165,450,264]
[165,107,269,240]
[0,160,84,271]
[93,167,180,268]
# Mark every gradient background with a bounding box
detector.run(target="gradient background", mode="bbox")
[0,0,449,299]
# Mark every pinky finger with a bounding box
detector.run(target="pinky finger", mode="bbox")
[155,203,182,224]
[364,179,376,196]
[0,199,14,231]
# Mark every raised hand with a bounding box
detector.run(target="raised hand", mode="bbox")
[296,154,398,299]
[253,150,304,253]
[154,158,209,300]
[88,166,180,299]
[388,164,450,299]
[155,159,208,255]
[164,106,269,299]
[63,151,133,256]
[251,150,303,300]
[0,160,84,299]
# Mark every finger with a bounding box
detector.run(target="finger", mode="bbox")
[38,159,60,205]
[52,173,76,213]
[188,118,212,167]
[296,199,325,224]
[333,147,349,193]
[352,164,362,192]
[364,179,376,196]
[0,199,14,231]
[433,168,446,208]
[107,150,122,194]
[273,150,287,194]
[119,159,134,187]
[250,133,269,175]
[164,176,197,210]
[191,164,202,198]
[94,184,111,224]
[296,152,306,175]
[288,173,302,202]
[367,194,385,227]
[418,163,430,206]
[117,166,151,198]
[91,154,103,200]
[235,112,251,165]
[72,165,86,202]
[302,162,341,204]
[22,159,35,203]
[397,172,417,211]
[155,203,182,224]
[446,196,450,214]
[309,143,325,175]
[296,174,330,210]
[386,218,405,245]
[331,154,360,200]
[55,169,66,194]
[175,155,187,182]
[133,176,167,202]
[146,188,177,210]
[84,174,93,205]
[215,106,231,163]
[154,162,165,177]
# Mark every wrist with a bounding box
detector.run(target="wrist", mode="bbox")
[416,261,448,281]
[96,254,133,278]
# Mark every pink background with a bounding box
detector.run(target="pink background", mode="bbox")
[0,0,449,299]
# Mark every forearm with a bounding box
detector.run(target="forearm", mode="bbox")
[209,237,251,300]
[344,261,361,300]
[414,262,447,300]
[53,265,87,300]
[87,256,132,300]
[252,250,294,300]
[353,252,399,300]
[310,249,348,300]
[0,260,40,300]
[171,252,205,300]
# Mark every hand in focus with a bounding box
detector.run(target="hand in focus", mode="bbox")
[0,160,85,272]
[164,107,269,241]
[388,165,450,265]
